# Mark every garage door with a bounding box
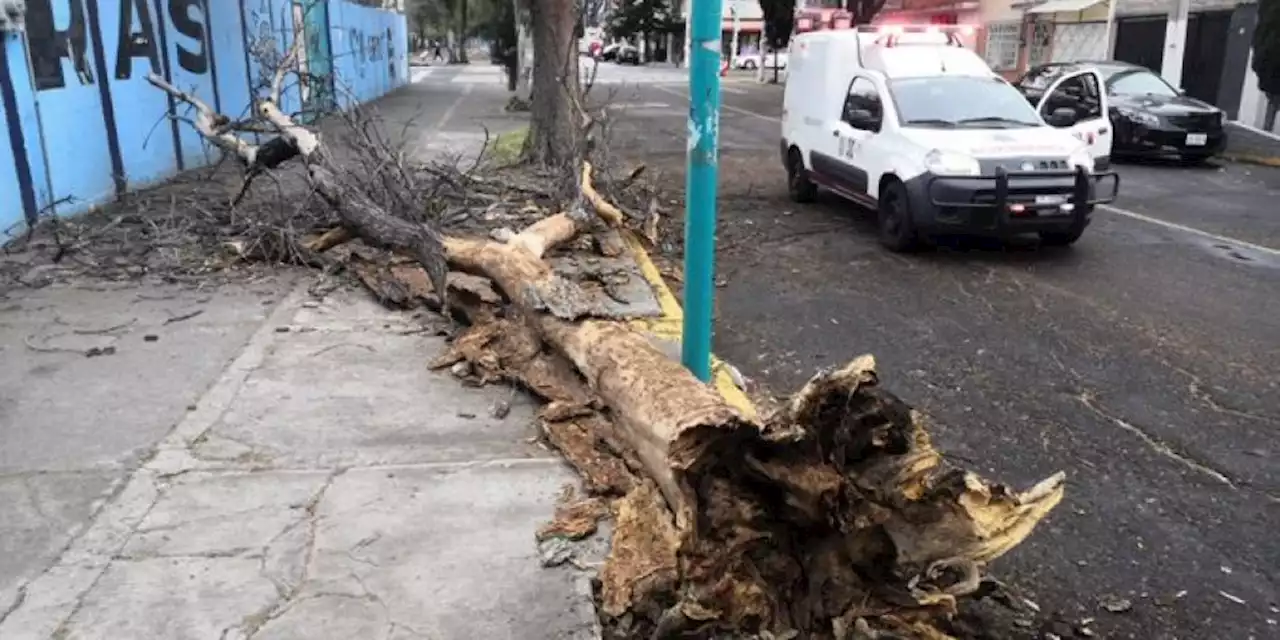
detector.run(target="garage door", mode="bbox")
[1052,22,1108,62]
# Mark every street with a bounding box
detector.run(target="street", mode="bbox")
[2,58,1274,639]
[597,69,1279,638]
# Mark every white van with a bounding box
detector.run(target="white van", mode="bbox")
[780,26,1120,250]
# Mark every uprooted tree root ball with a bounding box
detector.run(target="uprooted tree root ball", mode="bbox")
[594,357,1064,639]
[136,39,1067,639]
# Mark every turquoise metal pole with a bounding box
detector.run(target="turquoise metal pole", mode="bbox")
[681,0,723,382]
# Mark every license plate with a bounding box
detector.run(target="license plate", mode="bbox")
[1035,194,1067,206]
[1186,133,1208,146]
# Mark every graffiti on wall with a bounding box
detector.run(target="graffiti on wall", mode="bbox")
[0,0,408,232]
[25,0,211,91]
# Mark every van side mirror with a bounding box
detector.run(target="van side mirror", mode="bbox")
[1047,107,1077,127]
[845,108,879,131]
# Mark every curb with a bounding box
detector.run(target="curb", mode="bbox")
[624,232,757,418]
[1220,153,1280,168]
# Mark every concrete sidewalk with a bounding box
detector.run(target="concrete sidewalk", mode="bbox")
[1226,121,1280,166]
[1,81,599,639]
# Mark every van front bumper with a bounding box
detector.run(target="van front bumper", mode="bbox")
[904,166,1121,236]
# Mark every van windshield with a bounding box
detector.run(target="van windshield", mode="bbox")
[890,76,1044,128]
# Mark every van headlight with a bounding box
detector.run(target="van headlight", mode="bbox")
[924,149,981,176]
[1068,148,1093,172]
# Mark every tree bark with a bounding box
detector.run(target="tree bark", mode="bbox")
[523,0,580,166]
[458,0,470,63]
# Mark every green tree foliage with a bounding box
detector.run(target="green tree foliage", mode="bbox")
[846,0,887,25]
[761,0,886,50]
[1255,0,1280,97]
[759,0,795,50]
[607,0,680,41]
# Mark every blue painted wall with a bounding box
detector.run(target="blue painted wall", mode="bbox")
[0,0,409,234]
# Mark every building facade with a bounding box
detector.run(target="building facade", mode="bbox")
[975,0,1266,128]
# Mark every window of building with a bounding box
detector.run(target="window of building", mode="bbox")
[984,22,1021,71]
[1027,21,1054,67]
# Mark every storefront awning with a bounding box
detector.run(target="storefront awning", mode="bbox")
[1027,0,1104,14]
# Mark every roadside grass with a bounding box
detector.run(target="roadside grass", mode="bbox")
[488,127,529,165]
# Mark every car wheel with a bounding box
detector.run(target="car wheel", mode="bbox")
[787,149,817,204]
[877,180,918,252]
[744,61,756,70]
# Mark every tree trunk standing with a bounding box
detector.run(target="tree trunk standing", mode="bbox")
[447,30,460,63]
[458,0,470,63]
[523,0,581,166]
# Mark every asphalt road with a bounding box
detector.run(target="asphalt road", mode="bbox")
[603,75,1279,638]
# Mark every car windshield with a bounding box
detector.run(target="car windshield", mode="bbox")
[890,76,1044,128]
[1107,69,1178,97]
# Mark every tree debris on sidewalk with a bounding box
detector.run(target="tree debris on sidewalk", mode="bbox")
[124,35,1069,640]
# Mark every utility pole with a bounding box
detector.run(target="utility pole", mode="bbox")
[1160,0,1191,89]
[682,0,724,382]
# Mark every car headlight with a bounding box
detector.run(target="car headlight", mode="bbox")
[1068,147,1092,171]
[924,149,981,176]
[1117,107,1159,127]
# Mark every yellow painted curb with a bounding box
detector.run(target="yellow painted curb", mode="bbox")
[624,232,758,419]
[1221,153,1280,168]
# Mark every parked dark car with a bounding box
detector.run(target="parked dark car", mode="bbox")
[1018,61,1227,164]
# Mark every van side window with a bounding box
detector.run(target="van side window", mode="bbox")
[1042,73,1102,121]
[843,77,882,131]
[1017,65,1062,106]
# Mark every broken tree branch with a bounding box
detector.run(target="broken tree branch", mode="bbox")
[145,67,1066,640]
[145,74,258,166]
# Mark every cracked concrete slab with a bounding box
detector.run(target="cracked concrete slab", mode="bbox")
[0,277,293,610]
[1,283,603,639]
[0,471,116,609]
[2,86,605,639]
[0,280,292,473]
[292,462,598,640]
[58,556,281,640]
[198,327,544,469]
[252,594,390,640]
[120,470,329,560]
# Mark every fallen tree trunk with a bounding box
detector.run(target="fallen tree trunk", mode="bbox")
[146,71,1066,639]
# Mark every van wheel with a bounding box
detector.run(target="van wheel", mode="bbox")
[787,150,817,203]
[877,180,918,252]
